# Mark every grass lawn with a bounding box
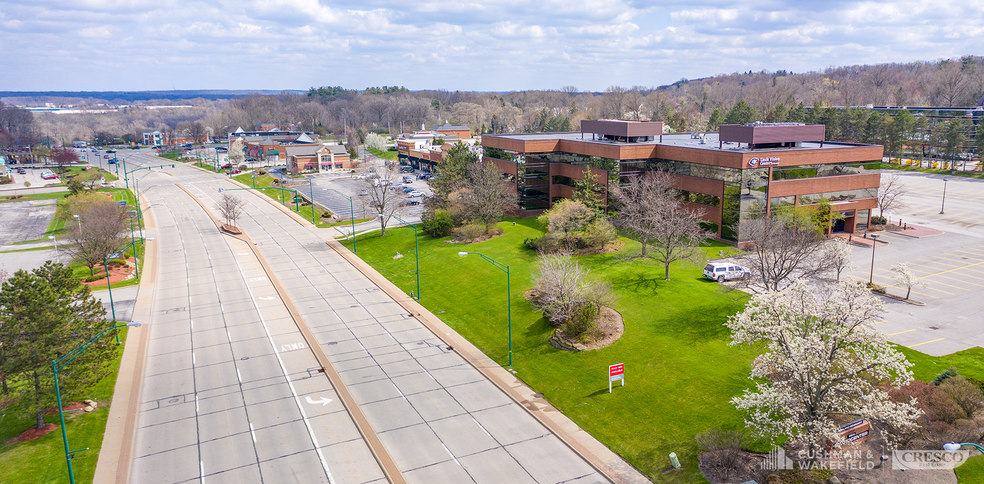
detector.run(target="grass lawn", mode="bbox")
[367,147,398,161]
[229,173,334,227]
[342,218,760,481]
[0,328,132,484]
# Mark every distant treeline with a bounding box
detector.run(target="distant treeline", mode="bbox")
[0,90,304,103]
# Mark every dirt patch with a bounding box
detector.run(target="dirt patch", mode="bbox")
[551,306,625,351]
[43,401,85,415]
[80,257,137,287]
[444,230,506,245]
[8,423,58,443]
[571,239,625,256]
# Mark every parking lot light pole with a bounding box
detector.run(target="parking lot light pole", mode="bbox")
[382,214,419,300]
[458,251,512,366]
[309,179,317,225]
[54,321,142,484]
[868,234,880,285]
[48,235,58,262]
[940,177,949,214]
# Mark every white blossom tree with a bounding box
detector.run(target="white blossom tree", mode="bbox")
[891,262,926,299]
[727,280,922,461]
[364,132,387,151]
[823,237,854,282]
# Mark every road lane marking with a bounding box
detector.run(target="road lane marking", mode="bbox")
[199,461,204,483]
[233,259,336,482]
[193,352,196,364]
[237,369,242,383]
[393,384,406,399]
[196,395,199,412]
[889,329,915,336]
[473,417,493,439]
[908,338,946,348]
[441,443,461,466]
[305,396,333,406]
[249,423,256,442]
[280,342,306,352]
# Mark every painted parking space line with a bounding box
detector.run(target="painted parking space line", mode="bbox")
[907,338,946,348]
[889,329,916,336]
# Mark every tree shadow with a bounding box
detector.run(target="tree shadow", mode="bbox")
[609,269,663,295]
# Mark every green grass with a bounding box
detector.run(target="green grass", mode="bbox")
[0,328,132,484]
[881,162,984,179]
[367,147,398,160]
[0,192,70,203]
[342,219,759,482]
[158,152,180,161]
[897,346,984,383]
[325,218,372,229]
[956,454,984,481]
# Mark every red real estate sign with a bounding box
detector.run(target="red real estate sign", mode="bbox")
[609,363,624,393]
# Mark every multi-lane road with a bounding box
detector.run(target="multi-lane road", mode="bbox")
[100,153,634,483]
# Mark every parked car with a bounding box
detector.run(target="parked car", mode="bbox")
[703,262,751,282]
[407,190,425,197]
[108,159,116,164]
[16,168,26,174]
[402,176,414,183]
[221,163,232,169]
[399,166,413,173]
[41,172,58,180]
[358,189,369,196]
[229,169,242,174]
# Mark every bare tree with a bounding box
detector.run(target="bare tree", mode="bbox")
[216,192,246,228]
[449,162,516,231]
[361,164,406,236]
[528,252,613,335]
[612,171,710,280]
[823,237,854,282]
[188,121,207,144]
[602,86,629,119]
[878,174,908,218]
[736,215,831,292]
[65,195,130,276]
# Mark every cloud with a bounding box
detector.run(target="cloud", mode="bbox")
[0,0,983,91]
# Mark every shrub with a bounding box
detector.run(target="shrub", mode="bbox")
[421,209,454,238]
[871,215,887,225]
[562,302,597,338]
[581,218,617,248]
[695,428,749,481]
[259,170,267,175]
[933,367,959,385]
[110,258,127,266]
[85,274,107,282]
[528,253,614,329]
[452,223,486,242]
[939,376,984,418]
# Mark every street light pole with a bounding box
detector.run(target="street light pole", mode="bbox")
[868,234,880,285]
[324,188,357,252]
[309,179,317,225]
[48,235,58,262]
[53,321,142,484]
[381,214,419,300]
[940,177,949,214]
[944,442,984,454]
[458,252,512,366]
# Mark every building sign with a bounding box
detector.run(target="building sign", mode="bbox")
[833,419,870,448]
[748,156,780,167]
[609,363,624,393]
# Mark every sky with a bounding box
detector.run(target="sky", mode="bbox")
[1,0,983,92]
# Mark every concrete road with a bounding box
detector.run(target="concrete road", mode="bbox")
[116,154,617,483]
[125,171,384,483]
[843,171,984,356]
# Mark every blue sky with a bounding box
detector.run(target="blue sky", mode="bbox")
[1,0,982,92]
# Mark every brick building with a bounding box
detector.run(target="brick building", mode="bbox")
[482,120,882,244]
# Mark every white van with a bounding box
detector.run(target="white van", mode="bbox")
[703,262,751,282]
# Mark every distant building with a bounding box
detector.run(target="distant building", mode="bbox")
[285,144,351,174]
[482,120,883,244]
[395,124,479,172]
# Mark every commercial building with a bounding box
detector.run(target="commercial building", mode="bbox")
[396,123,479,171]
[482,120,882,244]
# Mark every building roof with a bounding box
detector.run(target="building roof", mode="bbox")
[327,144,348,155]
[285,145,318,157]
[432,123,470,132]
[487,130,864,153]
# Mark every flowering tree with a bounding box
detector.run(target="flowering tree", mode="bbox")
[891,262,926,299]
[364,132,387,151]
[727,280,922,461]
[823,237,854,282]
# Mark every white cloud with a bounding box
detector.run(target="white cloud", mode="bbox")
[0,0,983,91]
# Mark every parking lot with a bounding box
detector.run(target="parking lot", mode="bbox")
[306,161,431,222]
[842,171,984,356]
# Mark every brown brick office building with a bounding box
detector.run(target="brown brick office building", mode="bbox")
[482,120,882,244]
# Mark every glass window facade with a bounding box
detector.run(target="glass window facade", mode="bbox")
[798,188,878,205]
[772,160,880,180]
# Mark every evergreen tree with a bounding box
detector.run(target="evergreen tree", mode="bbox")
[0,262,112,429]
[572,170,605,217]
[723,100,758,125]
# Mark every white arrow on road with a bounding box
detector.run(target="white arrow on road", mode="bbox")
[305,396,333,406]
[256,296,275,300]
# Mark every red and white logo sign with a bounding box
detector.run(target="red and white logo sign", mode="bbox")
[609,363,624,378]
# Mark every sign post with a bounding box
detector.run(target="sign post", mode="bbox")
[609,363,624,393]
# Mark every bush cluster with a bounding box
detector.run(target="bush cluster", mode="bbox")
[84,274,107,282]
[870,215,888,225]
[890,371,984,448]
[421,209,454,237]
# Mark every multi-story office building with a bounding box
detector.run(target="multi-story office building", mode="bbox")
[482,120,883,244]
